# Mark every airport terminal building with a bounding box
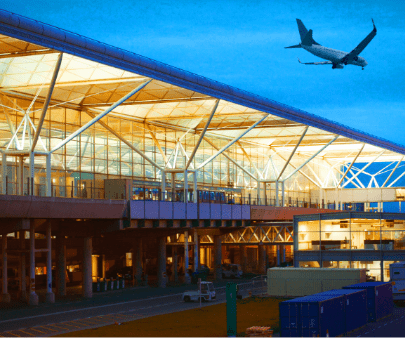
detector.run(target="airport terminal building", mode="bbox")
[0,10,405,305]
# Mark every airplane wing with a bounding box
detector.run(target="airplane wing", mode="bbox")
[297,58,332,65]
[340,19,377,64]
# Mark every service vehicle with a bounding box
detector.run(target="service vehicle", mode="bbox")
[182,281,216,302]
[390,261,405,301]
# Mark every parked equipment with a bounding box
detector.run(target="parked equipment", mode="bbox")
[390,261,405,301]
[182,281,216,302]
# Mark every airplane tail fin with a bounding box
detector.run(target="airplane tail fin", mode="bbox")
[296,19,320,46]
[296,19,308,41]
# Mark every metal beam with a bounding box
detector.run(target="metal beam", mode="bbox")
[283,135,339,181]
[31,53,63,152]
[388,166,405,187]
[342,150,385,188]
[84,111,163,170]
[277,126,308,181]
[337,144,365,187]
[146,124,170,166]
[51,80,151,153]
[237,141,262,179]
[196,114,268,170]
[203,137,257,180]
[186,99,219,169]
[382,156,404,188]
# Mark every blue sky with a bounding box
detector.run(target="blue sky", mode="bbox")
[2,0,405,146]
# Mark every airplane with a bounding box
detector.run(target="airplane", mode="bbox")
[285,19,377,69]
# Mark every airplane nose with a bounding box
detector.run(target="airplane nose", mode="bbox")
[364,60,368,66]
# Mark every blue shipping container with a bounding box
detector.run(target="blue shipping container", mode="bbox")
[316,289,368,332]
[279,295,345,337]
[343,282,393,322]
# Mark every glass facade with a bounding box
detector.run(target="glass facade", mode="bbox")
[298,217,405,251]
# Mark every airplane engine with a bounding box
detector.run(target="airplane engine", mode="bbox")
[332,64,344,69]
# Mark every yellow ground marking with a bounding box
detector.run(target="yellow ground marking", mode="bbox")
[26,327,47,334]
[47,324,70,330]
[4,332,21,337]
[18,330,35,336]
[40,326,59,332]
[56,322,82,328]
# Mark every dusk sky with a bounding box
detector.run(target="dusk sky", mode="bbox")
[2,0,405,146]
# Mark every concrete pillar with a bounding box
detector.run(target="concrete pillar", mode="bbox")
[2,153,6,194]
[282,245,286,263]
[134,239,143,285]
[184,170,188,203]
[161,170,166,201]
[29,223,39,305]
[320,188,323,208]
[157,237,167,288]
[276,245,281,266]
[258,244,266,274]
[214,235,222,281]
[19,230,27,301]
[45,223,55,303]
[184,230,190,284]
[56,235,66,297]
[240,245,247,273]
[257,180,261,205]
[46,154,52,197]
[281,181,285,207]
[193,171,198,203]
[101,254,106,279]
[275,181,279,207]
[194,231,199,272]
[82,237,92,298]
[380,260,384,282]
[172,246,178,283]
[2,235,10,302]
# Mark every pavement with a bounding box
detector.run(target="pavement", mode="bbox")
[0,278,266,337]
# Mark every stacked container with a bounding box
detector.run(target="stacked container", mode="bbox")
[343,282,394,322]
[316,289,368,332]
[268,267,367,297]
[279,294,345,337]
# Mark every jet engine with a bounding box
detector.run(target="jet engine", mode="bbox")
[332,64,344,69]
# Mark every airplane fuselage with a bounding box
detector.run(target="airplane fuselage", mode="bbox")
[302,44,367,68]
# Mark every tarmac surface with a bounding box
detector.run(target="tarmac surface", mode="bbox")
[0,278,266,337]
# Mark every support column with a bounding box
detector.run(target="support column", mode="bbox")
[157,237,167,288]
[2,234,10,302]
[56,235,66,297]
[184,170,188,203]
[258,244,266,274]
[18,156,23,195]
[172,246,178,283]
[214,235,222,281]
[134,239,143,285]
[240,245,247,273]
[193,171,198,203]
[335,188,339,210]
[29,222,39,305]
[45,223,55,303]
[171,173,176,201]
[282,245,286,263]
[19,230,27,301]
[46,154,51,197]
[257,180,261,205]
[320,188,323,208]
[281,181,285,207]
[184,230,190,283]
[194,231,199,272]
[29,152,34,195]
[276,245,281,266]
[2,153,6,194]
[275,181,279,207]
[102,254,106,279]
[82,237,92,298]
[161,170,166,201]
